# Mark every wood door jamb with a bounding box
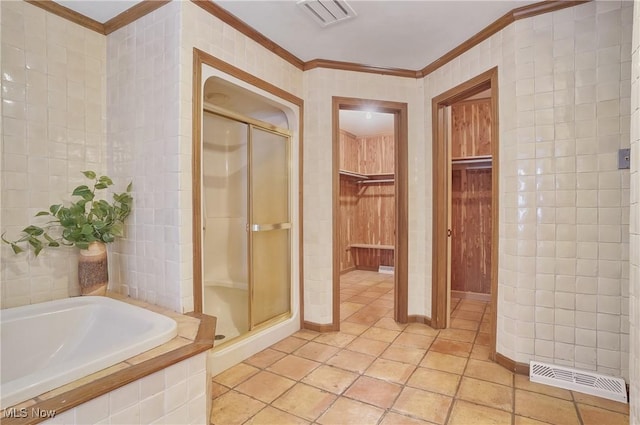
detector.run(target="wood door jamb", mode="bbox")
[431,67,499,361]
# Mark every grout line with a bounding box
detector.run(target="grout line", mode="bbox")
[511,370,516,425]
[572,390,586,425]
[443,305,478,425]
[211,271,626,425]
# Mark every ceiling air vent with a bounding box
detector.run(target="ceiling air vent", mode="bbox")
[297,0,356,27]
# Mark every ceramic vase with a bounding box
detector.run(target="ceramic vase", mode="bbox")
[78,241,108,295]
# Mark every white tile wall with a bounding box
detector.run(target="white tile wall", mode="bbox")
[105,2,184,312]
[629,1,639,423]
[0,1,107,308]
[425,1,631,379]
[41,353,207,425]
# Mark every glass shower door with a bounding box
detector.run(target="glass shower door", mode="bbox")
[201,112,249,341]
[249,126,291,328]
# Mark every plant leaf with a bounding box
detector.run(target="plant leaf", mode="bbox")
[11,243,24,254]
[82,171,96,180]
[73,187,94,201]
[72,185,91,196]
[28,237,43,255]
[35,211,50,216]
[126,182,133,192]
[81,224,93,235]
[23,225,44,236]
[60,217,77,227]
[110,222,124,237]
[50,204,62,215]
[98,176,113,186]
[95,182,108,190]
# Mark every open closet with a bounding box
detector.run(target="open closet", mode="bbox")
[338,111,395,275]
[449,95,493,302]
[332,97,408,329]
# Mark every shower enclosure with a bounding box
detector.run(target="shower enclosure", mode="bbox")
[201,80,291,345]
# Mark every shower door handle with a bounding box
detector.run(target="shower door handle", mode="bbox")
[250,222,291,232]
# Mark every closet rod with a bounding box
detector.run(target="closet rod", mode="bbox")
[463,165,492,170]
[451,157,492,165]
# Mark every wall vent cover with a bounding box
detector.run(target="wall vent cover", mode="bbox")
[378,265,394,275]
[529,361,628,403]
[297,0,356,27]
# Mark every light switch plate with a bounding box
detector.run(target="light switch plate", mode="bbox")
[618,148,630,169]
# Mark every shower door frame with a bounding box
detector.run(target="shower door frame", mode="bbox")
[246,120,293,330]
[202,105,293,334]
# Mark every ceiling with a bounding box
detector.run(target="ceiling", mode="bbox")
[214,0,538,70]
[53,0,539,71]
[52,0,507,133]
[55,0,143,23]
[340,110,394,136]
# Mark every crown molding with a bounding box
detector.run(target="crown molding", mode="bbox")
[418,0,590,77]
[190,0,305,70]
[511,0,589,20]
[23,0,591,79]
[304,59,419,78]
[104,0,170,35]
[25,0,169,35]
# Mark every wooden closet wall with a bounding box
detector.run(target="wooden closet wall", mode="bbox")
[450,98,492,298]
[339,130,395,272]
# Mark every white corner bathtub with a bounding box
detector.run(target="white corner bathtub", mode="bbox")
[0,296,177,408]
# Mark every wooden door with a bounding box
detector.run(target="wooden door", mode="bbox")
[451,165,492,296]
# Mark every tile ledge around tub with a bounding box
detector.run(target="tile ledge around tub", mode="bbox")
[1,293,217,425]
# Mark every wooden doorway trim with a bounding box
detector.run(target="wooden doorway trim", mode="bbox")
[331,97,409,330]
[191,48,305,325]
[431,67,499,359]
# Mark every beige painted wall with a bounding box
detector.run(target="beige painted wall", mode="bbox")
[302,68,426,323]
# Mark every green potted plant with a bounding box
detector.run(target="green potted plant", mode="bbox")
[2,171,133,295]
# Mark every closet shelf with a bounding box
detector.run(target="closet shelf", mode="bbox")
[349,243,395,250]
[339,169,394,184]
[339,169,369,180]
[358,179,394,184]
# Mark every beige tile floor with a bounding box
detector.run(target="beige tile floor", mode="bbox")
[210,270,630,425]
